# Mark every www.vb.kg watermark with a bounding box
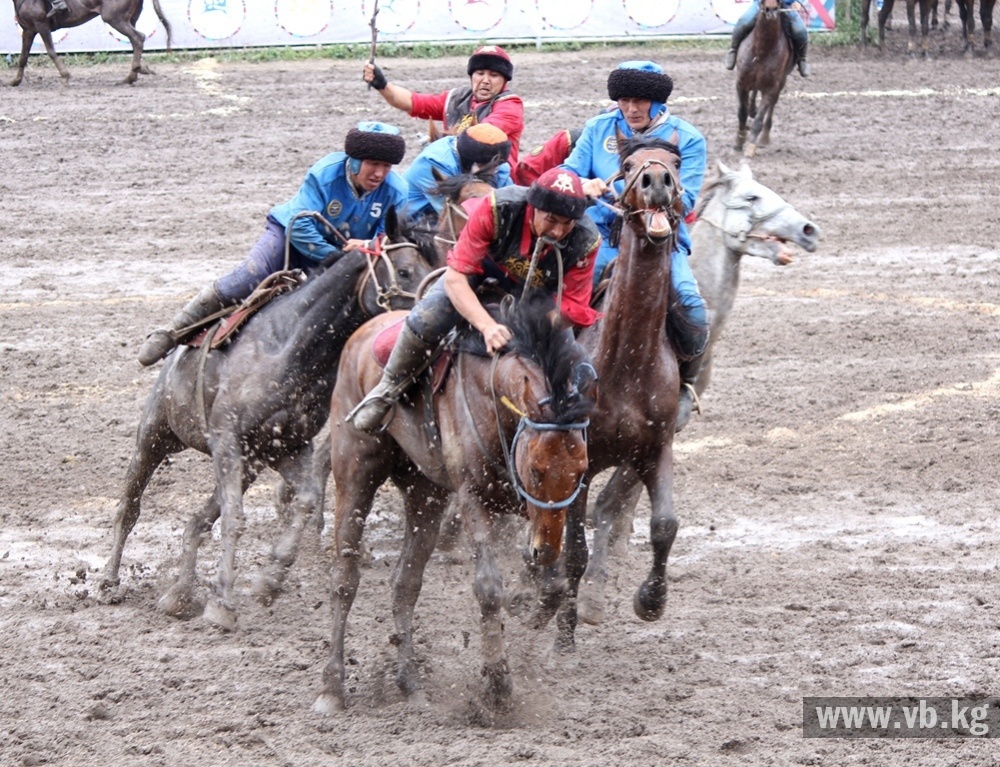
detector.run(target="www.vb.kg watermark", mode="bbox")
[803,697,999,738]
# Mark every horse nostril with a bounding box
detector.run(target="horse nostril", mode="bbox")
[804,224,815,236]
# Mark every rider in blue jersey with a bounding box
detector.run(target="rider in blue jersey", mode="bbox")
[724,0,811,77]
[402,122,513,222]
[561,61,710,431]
[138,121,408,366]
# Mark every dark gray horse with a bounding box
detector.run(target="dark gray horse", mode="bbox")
[10,0,172,86]
[99,213,438,631]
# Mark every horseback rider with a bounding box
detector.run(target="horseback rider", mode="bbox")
[47,0,68,17]
[402,123,513,223]
[725,0,811,77]
[561,60,710,431]
[137,121,408,367]
[349,167,600,434]
[362,44,525,168]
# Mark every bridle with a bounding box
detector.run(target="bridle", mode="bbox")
[284,210,423,315]
[697,191,794,244]
[595,157,684,242]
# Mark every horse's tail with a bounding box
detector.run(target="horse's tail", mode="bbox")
[152,0,172,51]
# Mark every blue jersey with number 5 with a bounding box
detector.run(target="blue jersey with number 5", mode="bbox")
[269,151,408,263]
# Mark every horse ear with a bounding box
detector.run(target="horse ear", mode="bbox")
[737,159,754,179]
[615,125,628,160]
[716,159,734,178]
[384,206,399,239]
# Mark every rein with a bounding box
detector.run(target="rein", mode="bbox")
[356,237,423,314]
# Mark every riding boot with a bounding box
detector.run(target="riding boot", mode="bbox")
[47,0,68,17]
[137,285,226,366]
[348,323,436,434]
[675,355,706,434]
[725,23,752,69]
[795,39,811,77]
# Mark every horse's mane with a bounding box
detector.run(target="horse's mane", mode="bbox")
[692,169,731,218]
[391,213,444,269]
[295,250,370,302]
[618,134,682,166]
[460,291,595,425]
[431,163,500,201]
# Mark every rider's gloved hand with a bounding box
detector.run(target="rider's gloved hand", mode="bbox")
[364,62,388,91]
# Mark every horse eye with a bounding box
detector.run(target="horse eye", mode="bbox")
[746,194,759,204]
[397,269,411,280]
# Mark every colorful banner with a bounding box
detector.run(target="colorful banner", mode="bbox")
[3,0,836,55]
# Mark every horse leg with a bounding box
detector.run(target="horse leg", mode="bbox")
[981,0,993,50]
[919,0,933,57]
[745,93,765,159]
[11,28,35,86]
[391,473,448,702]
[462,488,512,709]
[314,433,389,714]
[906,0,920,55]
[861,0,872,44]
[735,89,750,151]
[633,454,679,622]
[759,94,779,148]
[878,0,896,48]
[577,467,642,626]
[99,392,184,599]
[37,27,71,83]
[157,488,220,619]
[202,438,253,632]
[554,489,590,652]
[105,18,145,83]
[253,445,322,605]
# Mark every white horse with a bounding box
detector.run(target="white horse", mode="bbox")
[577,160,822,624]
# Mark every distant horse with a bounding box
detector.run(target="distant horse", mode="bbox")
[314,292,594,712]
[584,161,823,567]
[541,135,686,646]
[10,0,172,86]
[954,0,996,52]
[860,0,934,57]
[735,0,796,158]
[99,212,438,631]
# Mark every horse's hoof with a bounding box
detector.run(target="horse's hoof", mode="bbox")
[481,663,513,711]
[554,630,576,655]
[252,570,284,606]
[312,693,345,714]
[633,581,667,622]
[744,144,758,159]
[158,583,204,620]
[203,598,238,631]
[576,583,606,626]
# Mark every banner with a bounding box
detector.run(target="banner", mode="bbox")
[3,0,836,55]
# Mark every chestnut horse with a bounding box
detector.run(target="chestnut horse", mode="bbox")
[315,292,594,712]
[734,0,796,158]
[954,0,996,52]
[10,0,172,86]
[528,135,686,647]
[99,213,438,630]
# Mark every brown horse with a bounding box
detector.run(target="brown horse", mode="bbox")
[550,135,686,644]
[734,0,796,159]
[314,292,594,712]
[99,214,438,630]
[860,0,934,57]
[10,0,172,86]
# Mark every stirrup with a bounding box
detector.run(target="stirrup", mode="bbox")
[681,382,702,416]
[346,393,397,434]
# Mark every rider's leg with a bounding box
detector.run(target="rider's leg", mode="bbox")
[47,0,68,18]
[726,3,761,69]
[137,219,286,366]
[137,284,227,366]
[349,281,459,434]
[666,250,710,432]
[788,11,811,77]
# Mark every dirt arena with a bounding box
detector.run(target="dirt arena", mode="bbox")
[3,35,1000,766]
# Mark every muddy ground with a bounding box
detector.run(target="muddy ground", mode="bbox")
[3,29,1000,767]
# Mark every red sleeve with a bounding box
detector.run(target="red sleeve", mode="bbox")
[512,130,570,186]
[480,95,524,165]
[408,91,448,121]
[559,238,602,328]
[446,195,496,275]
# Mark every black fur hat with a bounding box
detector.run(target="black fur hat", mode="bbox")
[606,61,673,103]
[467,44,514,81]
[527,168,588,220]
[344,121,406,165]
[455,123,511,172]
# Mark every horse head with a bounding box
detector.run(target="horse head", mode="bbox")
[430,165,497,263]
[699,160,822,264]
[616,130,684,246]
[357,207,439,315]
[499,293,594,566]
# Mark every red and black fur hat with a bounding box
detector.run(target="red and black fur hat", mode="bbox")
[527,168,589,220]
